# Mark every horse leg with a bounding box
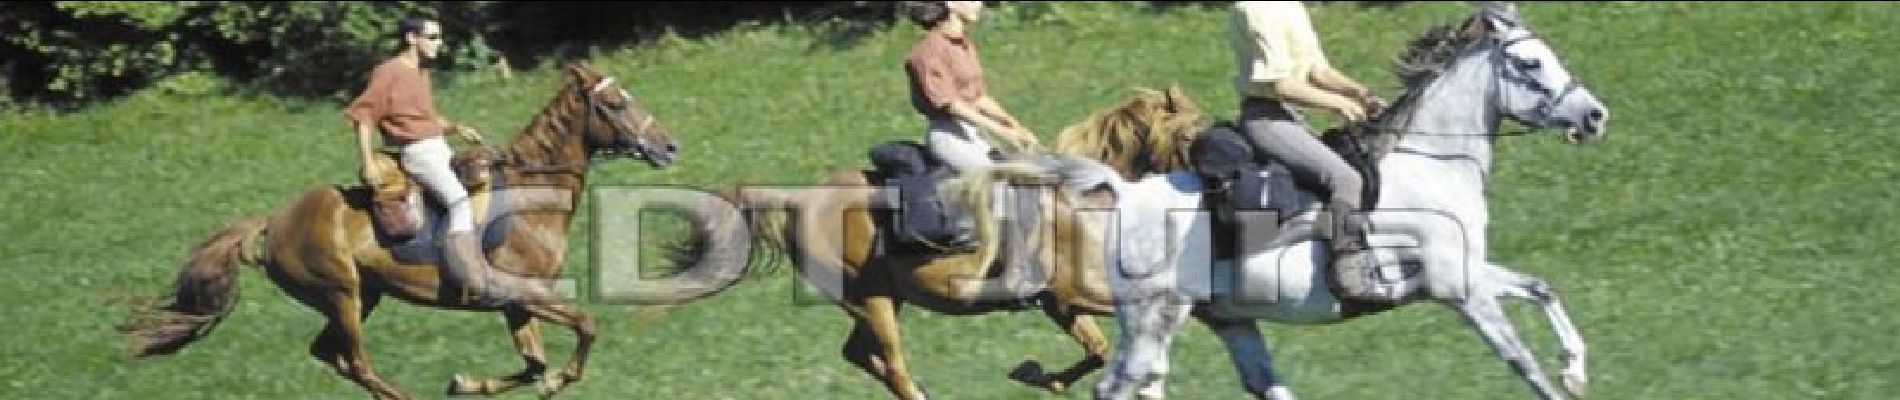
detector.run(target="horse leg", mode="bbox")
[324,289,410,400]
[447,308,548,396]
[841,320,889,379]
[1491,264,1589,398]
[309,289,384,371]
[1197,315,1297,400]
[1009,299,1108,394]
[1454,294,1568,400]
[855,295,930,400]
[513,297,596,399]
[1094,295,1192,400]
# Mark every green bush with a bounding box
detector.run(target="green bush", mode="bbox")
[1,1,501,109]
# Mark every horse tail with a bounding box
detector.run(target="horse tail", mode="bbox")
[665,187,791,278]
[121,215,269,358]
[742,204,793,275]
[938,161,1062,273]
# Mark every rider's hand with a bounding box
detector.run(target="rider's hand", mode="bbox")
[454,124,485,145]
[1010,128,1042,152]
[1334,105,1368,124]
[1363,95,1388,118]
[359,163,383,187]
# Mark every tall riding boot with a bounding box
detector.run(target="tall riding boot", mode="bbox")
[1321,205,1390,302]
[442,231,512,307]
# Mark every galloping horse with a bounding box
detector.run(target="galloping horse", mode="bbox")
[1087,3,1610,399]
[685,87,1207,400]
[120,62,681,400]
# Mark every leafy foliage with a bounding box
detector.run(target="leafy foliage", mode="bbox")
[0,1,501,108]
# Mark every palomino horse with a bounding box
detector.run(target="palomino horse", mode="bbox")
[120,62,680,400]
[1088,3,1610,400]
[685,89,1206,400]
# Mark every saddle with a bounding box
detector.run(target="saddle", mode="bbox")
[1189,122,1383,259]
[864,141,980,255]
[363,147,500,243]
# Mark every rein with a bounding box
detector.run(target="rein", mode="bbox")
[490,76,654,177]
[1383,34,1566,145]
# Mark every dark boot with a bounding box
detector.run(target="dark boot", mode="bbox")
[1321,206,1392,302]
[441,231,513,307]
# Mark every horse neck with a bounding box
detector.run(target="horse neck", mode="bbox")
[502,91,593,188]
[1389,47,1503,184]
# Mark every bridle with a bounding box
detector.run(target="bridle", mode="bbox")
[505,76,665,176]
[583,77,662,161]
[1495,34,1582,131]
[1383,25,1582,142]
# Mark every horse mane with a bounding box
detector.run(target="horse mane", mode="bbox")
[1053,85,1208,180]
[499,65,602,173]
[1366,5,1504,156]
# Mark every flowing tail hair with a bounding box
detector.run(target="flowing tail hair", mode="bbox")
[119,216,269,358]
[938,155,1124,273]
[937,161,1062,274]
[663,187,793,280]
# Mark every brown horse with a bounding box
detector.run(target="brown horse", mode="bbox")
[693,86,1206,400]
[120,62,680,400]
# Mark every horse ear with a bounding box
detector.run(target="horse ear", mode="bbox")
[1468,2,1520,34]
[1460,12,1494,37]
[1163,84,1196,114]
[566,62,597,85]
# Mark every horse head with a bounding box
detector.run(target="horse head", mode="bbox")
[1463,2,1610,144]
[561,62,680,167]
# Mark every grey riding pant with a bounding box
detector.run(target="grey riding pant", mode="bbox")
[1239,97,1365,234]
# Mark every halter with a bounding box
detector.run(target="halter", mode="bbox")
[1387,28,1579,183]
[1495,35,1582,130]
[1386,30,1578,141]
[581,76,660,160]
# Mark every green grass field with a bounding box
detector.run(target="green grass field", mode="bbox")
[5,2,1897,399]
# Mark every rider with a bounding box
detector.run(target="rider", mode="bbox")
[891,1,1038,253]
[904,0,1038,170]
[345,17,513,306]
[1229,2,1394,301]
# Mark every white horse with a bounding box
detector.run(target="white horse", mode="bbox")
[1078,3,1612,400]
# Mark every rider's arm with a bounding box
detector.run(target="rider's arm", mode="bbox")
[1253,3,1367,123]
[1275,76,1367,123]
[1312,65,1374,103]
[355,121,378,167]
[345,79,387,168]
[910,46,1032,152]
[973,95,1038,148]
[947,99,1032,153]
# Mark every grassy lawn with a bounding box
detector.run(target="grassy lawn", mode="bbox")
[3,2,1895,399]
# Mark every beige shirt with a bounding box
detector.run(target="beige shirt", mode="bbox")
[1230,1,1328,99]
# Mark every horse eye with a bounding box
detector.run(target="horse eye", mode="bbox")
[1515,58,1543,70]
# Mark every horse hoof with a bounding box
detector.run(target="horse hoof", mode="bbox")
[1562,370,1589,398]
[1008,360,1046,385]
[445,374,475,396]
[537,375,568,399]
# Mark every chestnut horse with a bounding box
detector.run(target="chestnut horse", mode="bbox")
[120,62,680,400]
[693,87,1204,400]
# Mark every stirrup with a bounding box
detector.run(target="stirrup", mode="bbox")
[1331,250,1398,302]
